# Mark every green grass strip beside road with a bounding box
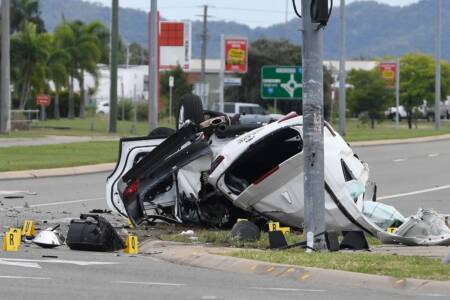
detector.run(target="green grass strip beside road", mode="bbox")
[228,249,450,281]
[0,141,118,172]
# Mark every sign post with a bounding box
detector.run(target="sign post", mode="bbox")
[169,75,174,124]
[219,36,248,112]
[380,61,399,128]
[36,94,51,121]
[261,66,302,100]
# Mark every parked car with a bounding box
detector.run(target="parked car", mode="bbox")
[223,102,282,124]
[384,105,407,120]
[96,101,110,115]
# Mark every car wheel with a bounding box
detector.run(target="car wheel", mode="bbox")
[176,94,204,130]
[148,127,175,138]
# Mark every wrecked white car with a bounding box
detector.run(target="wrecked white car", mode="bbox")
[106,97,450,246]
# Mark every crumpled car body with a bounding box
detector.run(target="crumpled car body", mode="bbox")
[106,113,450,246]
[107,114,379,234]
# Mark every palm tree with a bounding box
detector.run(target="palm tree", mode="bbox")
[46,39,70,119]
[11,0,46,33]
[54,20,101,118]
[11,21,51,109]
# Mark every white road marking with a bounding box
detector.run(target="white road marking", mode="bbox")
[249,287,325,293]
[0,258,118,266]
[392,158,408,163]
[115,281,185,287]
[0,260,41,269]
[0,190,37,195]
[428,153,440,157]
[0,276,50,280]
[378,184,450,200]
[13,197,103,209]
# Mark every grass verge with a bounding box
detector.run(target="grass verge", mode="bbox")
[160,229,448,281]
[228,249,450,281]
[0,141,118,172]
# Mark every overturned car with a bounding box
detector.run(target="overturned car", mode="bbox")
[106,97,450,246]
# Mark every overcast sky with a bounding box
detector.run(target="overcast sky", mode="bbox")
[85,0,420,27]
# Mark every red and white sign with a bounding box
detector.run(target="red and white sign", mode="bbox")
[380,62,397,87]
[36,94,51,106]
[225,38,248,74]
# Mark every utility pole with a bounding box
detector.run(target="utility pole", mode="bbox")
[339,0,346,136]
[301,0,326,252]
[200,5,208,86]
[435,0,441,129]
[219,34,225,113]
[1,0,11,134]
[109,0,119,133]
[395,58,400,128]
[149,0,158,132]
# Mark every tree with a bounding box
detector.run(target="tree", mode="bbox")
[46,38,70,119]
[160,65,193,115]
[11,21,51,109]
[347,68,393,128]
[128,42,148,65]
[400,53,450,128]
[11,0,45,33]
[54,20,101,118]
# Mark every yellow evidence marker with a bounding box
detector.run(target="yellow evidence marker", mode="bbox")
[387,227,397,233]
[268,222,290,235]
[2,228,22,251]
[22,220,36,238]
[124,235,138,254]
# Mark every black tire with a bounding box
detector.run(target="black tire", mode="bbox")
[176,94,204,130]
[148,127,176,138]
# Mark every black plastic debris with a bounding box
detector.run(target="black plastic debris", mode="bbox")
[230,220,261,241]
[340,231,369,250]
[66,214,125,252]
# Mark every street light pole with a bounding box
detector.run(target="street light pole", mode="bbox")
[149,0,158,132]
[301,0,326,252]
[435,0,441,130]
[109,0,119,133]
[1,0,11,134]
[339,0,346,136]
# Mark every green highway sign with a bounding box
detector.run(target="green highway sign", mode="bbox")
[261,66,302,100]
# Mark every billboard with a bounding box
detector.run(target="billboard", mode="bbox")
[224,38,248,74]
[380,62,397,87]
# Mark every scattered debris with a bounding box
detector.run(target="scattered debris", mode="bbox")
[230,220,260,241]
[32,224,65,248]
[42,255,58,258]
[23,202,30,208]
[66,214,125,252]
[0,190,37,196]
[179,230,195,236]
[89,209,112,214]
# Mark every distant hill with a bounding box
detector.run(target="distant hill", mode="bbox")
[40,0,450,60]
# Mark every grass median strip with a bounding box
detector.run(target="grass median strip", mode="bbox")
[0,141,118,172]
[161,228,448,281]
[228,249,450,281]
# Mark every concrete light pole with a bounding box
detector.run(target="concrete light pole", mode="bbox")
[0,0,11,134]
[338,0,346,136]
[149,0,158,132]
[109,0,119,133]
[301,0,326,252]
[435,0,442,130]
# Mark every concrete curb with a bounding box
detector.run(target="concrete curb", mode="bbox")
[140,240,450,295]
[0,163,115,180]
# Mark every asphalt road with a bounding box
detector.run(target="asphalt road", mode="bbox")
[0,139,449,299]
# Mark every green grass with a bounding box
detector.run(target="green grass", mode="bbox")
[228,249,450,281]
[0,116,175,138]
[0,141,119,172]
[335,119,450,142]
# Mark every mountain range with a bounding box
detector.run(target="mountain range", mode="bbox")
[40,0,450,60]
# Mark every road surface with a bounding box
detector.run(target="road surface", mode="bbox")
[0,139,449,299]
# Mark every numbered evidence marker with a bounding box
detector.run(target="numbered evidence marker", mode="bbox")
[2,228,22,251]
[387,227,397,233]
[124,235,138,254]
[267,222,290,235]
[22,220,36,238]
